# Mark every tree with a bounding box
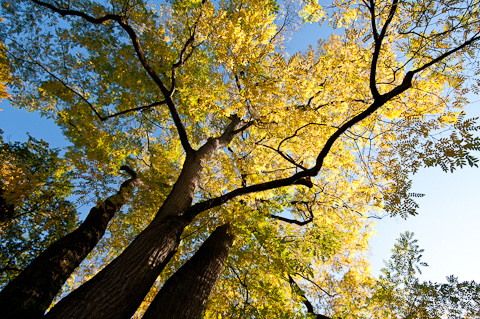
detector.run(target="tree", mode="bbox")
[0,132,77,287]
[362,232,480,318]
[142,223,235,319]
[1,0,480,317]
[0,131,142,318]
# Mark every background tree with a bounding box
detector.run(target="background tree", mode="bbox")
[1,0,480,317]
[362,232,480,318]
[0,134,142,318]
[0,132,77,287]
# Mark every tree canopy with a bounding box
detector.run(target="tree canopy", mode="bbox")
[1,0,480,317]
[365,232,480,318]
[0,132,77,287]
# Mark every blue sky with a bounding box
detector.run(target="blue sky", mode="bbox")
[287,19,480,284]
[1,12,479,286]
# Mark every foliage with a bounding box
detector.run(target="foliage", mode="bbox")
[0,131,77,288]
[0,18,9,104]
[363,232,480,318]
[0,0,479,317]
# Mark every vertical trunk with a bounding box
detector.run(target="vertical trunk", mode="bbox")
[44,214,190,319]
[44,119,244,318]
[0,169,140,319]
[44,155,203,319]
[142,223,235,319]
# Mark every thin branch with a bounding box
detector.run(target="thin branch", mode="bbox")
[411,33,480,75]
[170,0,206,93]
[23,57,104,120]
[278,122,334,152]
[293,272,338,298]
[288,275,332,319]
[259,143,307,171]
[101,101,167,121]
[31,0,194,155]
[270,214,313,226]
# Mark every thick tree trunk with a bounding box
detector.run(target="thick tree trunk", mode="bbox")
[0,168,140,319]
[43,119,245,319]
[44,154,203,319]
[44,214,191,319]
[142,223,235,319]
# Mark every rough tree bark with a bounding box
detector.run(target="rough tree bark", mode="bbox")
[0,166,141,319]
[142,223,235,319]
[44,118,246,319]
[44,214,190,319]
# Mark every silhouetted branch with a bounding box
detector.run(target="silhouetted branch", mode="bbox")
[31,0,194,155]
[101,101,167,121]
[270,214,313,226]
[288,275,332,319]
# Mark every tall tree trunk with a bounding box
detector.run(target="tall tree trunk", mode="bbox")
[44,214,190,319]
[44,119,245,319]
[44,154,202,319]
[142,223,235,319]
[0,167,140,319]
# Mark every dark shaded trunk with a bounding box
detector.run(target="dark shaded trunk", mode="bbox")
[43,154,204,319]
[43,119,245,319]
[0,185,15,223]
[45,214,190,319]
[0,168,140,319]
[142,223,235,319]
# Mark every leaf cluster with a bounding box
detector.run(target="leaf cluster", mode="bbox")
[0,131,77,288]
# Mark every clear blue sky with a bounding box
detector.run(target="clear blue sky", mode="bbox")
[1,15,479,286]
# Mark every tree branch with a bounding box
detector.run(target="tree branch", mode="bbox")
[170,0,206,94]
[187,71,415,218]
[0,165,142,318]
[369,0,399,99]
[201,115,252,152]
[101,101,167,121]
[31,0,194,155]
[410,33,480,75]
[270,214,313,226]
[21,57,104,121]
[259,143,308,171]
[288,275,332,319]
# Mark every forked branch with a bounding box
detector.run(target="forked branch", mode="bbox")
[186,70,415,218]
[31,0,194,154]
[369,0,400,99]
[288,275,332,319]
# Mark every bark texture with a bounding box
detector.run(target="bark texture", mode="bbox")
[43,117,245,319]
[44,214,190,319]
[0,168,140,319]
[142,223,235,319]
